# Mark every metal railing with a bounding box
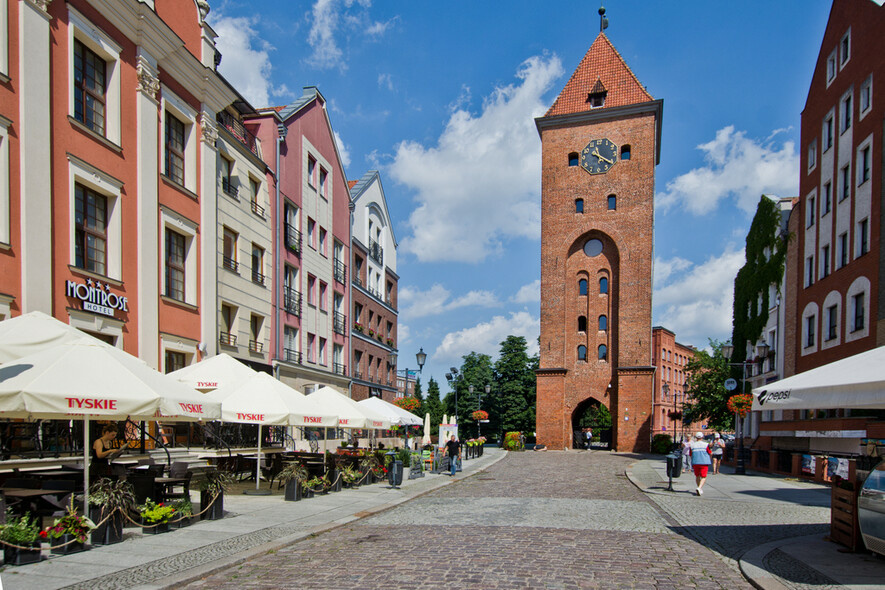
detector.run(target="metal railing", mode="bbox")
[333,312,347,335]
[333,362,347,376]
[252,270,265,286]
[251,199,265,218]
[353,368,362,379]
[285,223,302,255]
[369,239,383,264]
[219,331,237,347]
[221,177,238,198]
[222,256,238,273]
[217,110,260,158]
[333,258,347,283]
[249,340,263,354]
[283,288,302,317]
[284,348,302,364]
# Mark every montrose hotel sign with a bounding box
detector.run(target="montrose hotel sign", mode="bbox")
[66,279,129,317]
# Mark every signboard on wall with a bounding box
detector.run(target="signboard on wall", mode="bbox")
[66,279,128,318]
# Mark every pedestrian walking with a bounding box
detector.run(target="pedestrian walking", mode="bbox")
[584,428,593,449]
[711,433,725,474]
[681,438,692,473]
[689,431,712,495]
[445,434,460,476]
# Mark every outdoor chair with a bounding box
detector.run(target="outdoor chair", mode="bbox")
[38,479,75,517]
[262,453,284,489]
[160,470,192,503]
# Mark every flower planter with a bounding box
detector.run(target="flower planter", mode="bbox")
[200,490,224,520]
[142,522,170,535]
[4,544,42,566]
[50,534,87,555]
[302,488,314,499]
[90,507,124,546]
[284,480,302,501]
[170,515,192,529]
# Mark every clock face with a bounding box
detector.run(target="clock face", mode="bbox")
[579,138,618,175]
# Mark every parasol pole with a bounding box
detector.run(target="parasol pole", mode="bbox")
[83,415,90,513]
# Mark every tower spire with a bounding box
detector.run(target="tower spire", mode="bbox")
[599,4,608,33]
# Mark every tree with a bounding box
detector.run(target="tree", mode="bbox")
[443,352,494,429]
[493,336,537,436]
[423,377,443,437]
[682,340,734,431]
[411,376,424,416]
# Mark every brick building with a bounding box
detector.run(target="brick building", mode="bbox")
[651,327,696,441]
[348,171,399,402]
[535,32,662,452]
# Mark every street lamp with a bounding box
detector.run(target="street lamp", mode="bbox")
[445,368,463,424]
[662,383,671,437]
[721,341,766,476]
[480,384,490,438]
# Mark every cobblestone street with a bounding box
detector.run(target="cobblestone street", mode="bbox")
[184,452,766,589]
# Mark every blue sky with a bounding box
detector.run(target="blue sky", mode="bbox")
[208,0,832,387]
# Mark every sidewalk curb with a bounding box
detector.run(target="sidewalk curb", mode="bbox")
[144,450,508,589]
[738,536,810,590]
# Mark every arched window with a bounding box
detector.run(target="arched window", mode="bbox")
[598,344,608,361]
[599,277,608,294]
[598,315,607,331]
[568,152,579,166]
[578,316,587,332]
[577,345,587,361]
[620,145,631,160]
[607,194,617,210]
[575,198,584,213]
[578,278,588,295]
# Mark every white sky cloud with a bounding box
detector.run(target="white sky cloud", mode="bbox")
[653,247,745,347]
[512,279,541,303]
[212,16,275,107]
[307,0,343,70]
[333,130,351,169]
[390,55,564,263]
[435,311,540,365]
[656,126,799,215]
[399,284,499,320]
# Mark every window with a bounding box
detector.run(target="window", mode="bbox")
[319,227,327,255]
[568,152,579,166]
[860,76,872,117]
[840,29,850,67]
[823,182,831,215]
[827,305,838,341]
[222,227,237,272]
[607,194,616,210]
[857,218,869,256]
[250,178,261,210]
[807,196,815,227]
[826,49,837,84]
[319,167,328,198]
[74,39,106,136]
[307,155,316,186]
[599,277,608,294]
[575,198,583,213]
[164,229,186,302]
[165,350,186,374]
[250,314,263,353]
[840,165,850,201]
[578,316,587,332]
[824,115,834,150]
[577,345,587,361]
[220,157,236,197]
[807,139,816,171]
[805,255,814,287]
[164,112,186,185]
[578,278,588,295]
[307,333,316,363]
[251,244,264,284]
[821,245,830,278]
[858,145,871,184]
[307,218,316,248]
[598,315,607,331]
[319,337,327,365]
[853,293,865,331]
[839,232,849,268]
[74,184,108,275]
[806,315,816,348]
[620,145,631,160]
[841,93,852,133]
[284,326,298,357]
[221,303,236,342]
[307,274,316,306]
[0,122,8,245]
[319,281,327,311]
[598,345,607,361]
[354,302,363,323]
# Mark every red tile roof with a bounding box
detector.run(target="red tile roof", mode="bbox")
[347,180,358,190]
[545,33,654,117]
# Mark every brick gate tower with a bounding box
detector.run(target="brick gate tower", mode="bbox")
[535,31,662,452]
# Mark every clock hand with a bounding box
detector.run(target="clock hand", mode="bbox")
[592,149,613,165]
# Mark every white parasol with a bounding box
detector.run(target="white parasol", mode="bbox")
[422,412,431,445]
[308,387,391,429]
[168,353,256,392]
[357,397,423,426]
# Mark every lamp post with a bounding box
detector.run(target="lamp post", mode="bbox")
[445,368,464,426]
[662,383,671,439]
[721,341,768,476]
[480,384,490,438]
[391,347,427,398]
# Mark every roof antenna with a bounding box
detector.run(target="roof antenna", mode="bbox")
[599,4,609,33]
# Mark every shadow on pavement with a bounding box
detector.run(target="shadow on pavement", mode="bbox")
[733,488,831,506]
[668,522,830,562]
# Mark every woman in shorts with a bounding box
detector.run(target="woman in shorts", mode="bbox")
[689,432,712,495]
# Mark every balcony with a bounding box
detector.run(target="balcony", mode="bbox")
[219,331,236,347]
[249,340,264,354]
[333,362,347,376]
[221,177,238,198]
[353,274,362,288]
[283,288,302,317]
[251,270,265,286]
[217,110,260,158]
[251,199,265,218]
[285,223,302,256]
[353,367,362,380]
[333,258,347,283]
[284,348,302,364]
[222,256,238,273]
[333,312,347,335]
[369,239,383,264]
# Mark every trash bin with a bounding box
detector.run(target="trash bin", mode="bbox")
[388,460,404,486]
[666,452,683,478]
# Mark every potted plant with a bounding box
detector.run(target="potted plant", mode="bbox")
[139,498,176,534]
[277,462,309,501]
[0,511,42,565]
[170,499,193,528]
[359,455,380,485]
[89,477,136,545]
[341,466,360,488]
[199,470,233,520]
[47,498,95,555]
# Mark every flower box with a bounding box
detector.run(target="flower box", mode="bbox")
[50,534,87,555]
[142,522,170,535]
[200,490,224,520]
[284,480,302,502]
[170,516,192,529]
[3,544,42,566]
[90,507,124,546]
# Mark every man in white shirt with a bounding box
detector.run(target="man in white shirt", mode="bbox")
[689,431,712,495]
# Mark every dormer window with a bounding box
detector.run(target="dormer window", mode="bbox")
[587,78,607,109]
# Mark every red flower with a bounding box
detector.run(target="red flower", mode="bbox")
[39,530,48,538]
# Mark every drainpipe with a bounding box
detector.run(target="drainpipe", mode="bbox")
[275,121,287,380]
[348,198,354,401]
